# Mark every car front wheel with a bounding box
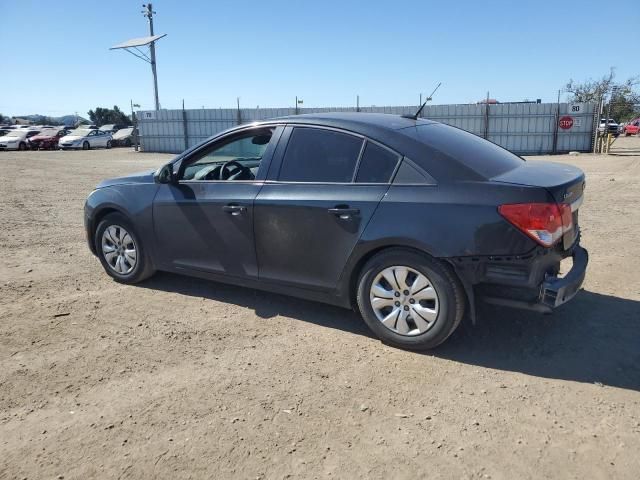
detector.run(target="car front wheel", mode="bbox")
[83,141,90,150]
[356,248,464,350]
[95,213,155,283]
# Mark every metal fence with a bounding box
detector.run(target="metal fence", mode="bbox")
[137,102,596,155]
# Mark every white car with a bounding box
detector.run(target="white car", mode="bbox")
[597,118,619,136]
[0,129,41,151]
[58,129,113,150]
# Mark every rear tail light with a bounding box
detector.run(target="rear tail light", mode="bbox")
[498,202,572,247]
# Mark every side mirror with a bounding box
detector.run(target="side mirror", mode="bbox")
[154,164,176,184]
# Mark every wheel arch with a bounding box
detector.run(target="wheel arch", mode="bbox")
[343,241,473,322]
[88,206,128,254]
[343,241,440,307]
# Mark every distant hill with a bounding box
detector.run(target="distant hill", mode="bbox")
[12,114,90,126]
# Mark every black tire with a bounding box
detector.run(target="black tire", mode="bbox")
[94,212,155,284]
[83,141,90,150]
[106,140,112,149]
[124,138,132,147]
[356,248,465,351]
[18,142,27,151]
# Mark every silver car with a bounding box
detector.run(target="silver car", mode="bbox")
[58,129,113,150]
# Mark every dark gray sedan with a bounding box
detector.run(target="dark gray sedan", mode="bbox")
[84,113,588,350]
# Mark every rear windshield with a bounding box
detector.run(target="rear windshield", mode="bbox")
[400,123,524,179]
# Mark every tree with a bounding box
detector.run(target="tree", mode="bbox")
[565,68,639,121]
[87,105,131,126]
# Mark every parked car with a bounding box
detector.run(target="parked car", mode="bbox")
[84,113,588,350]
[59,129,113,150]
[597,118,619,136]
[623,118,640,136]
[0,129,41,150]
[99,124,128,134]
[28,128,68,150]
[111,127,135,147]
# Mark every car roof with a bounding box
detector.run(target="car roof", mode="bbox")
[268,112,435,134]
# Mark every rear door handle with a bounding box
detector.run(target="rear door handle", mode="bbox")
[328,207,360,219]
[222,204,247,215]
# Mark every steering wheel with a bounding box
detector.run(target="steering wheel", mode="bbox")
[219,160,251,180]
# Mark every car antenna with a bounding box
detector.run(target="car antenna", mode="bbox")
[403,82,442,120]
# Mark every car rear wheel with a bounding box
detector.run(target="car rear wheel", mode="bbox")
[83,141,90,150]
[95,213,155,284]
[356,248,464,350]
[124,138,132,147]
[106,140,112,149]
[18,142,27,151]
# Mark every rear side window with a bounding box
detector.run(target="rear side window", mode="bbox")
[279,128,363,182]
[355,141,400,183]
[393,159,436,185]
[401,124,524,179]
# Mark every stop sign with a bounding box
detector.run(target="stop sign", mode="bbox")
[559,116,574,129]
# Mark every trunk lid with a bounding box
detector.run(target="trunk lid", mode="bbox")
[492,161,586,249]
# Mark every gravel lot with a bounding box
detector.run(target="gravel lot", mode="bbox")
[1,138,639,479]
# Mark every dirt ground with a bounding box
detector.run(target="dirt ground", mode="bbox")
[1,137,639,480]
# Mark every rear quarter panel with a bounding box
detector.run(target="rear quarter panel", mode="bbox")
[351,181,553,259]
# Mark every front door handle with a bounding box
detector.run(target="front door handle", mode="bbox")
[328,207,360,219]
[222,204,247,216]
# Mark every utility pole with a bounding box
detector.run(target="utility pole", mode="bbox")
[131,100,141,151]
[143,3,160,111]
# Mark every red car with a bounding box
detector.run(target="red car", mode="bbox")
[29,128,68,150]
[623,118,640,136]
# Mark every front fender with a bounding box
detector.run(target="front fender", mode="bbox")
[84,184,160,258]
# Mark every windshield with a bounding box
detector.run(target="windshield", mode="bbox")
[4,130,27,138]
[37,129,60,137]
[68,129,91,136]
[113,128,133,138]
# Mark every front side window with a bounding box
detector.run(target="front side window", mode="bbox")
[355,141,400,183]
[279,127,363,183]
[181,128,274,181]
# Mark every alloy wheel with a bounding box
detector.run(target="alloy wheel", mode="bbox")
[369,265,439,336]
[101,225,137,275]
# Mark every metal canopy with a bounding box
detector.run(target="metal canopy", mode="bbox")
[110,34,166,50]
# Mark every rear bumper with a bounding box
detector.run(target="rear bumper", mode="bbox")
[454,239,588,314]
[481,246,588,313]
[539,246,587,309]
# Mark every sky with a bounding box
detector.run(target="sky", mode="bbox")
[2,0,638,118]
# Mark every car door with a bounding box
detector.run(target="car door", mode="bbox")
[86,130,97,146]
[254,126,401,291]
[152,126,282,279]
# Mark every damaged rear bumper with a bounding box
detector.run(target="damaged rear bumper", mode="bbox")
[453,241,588,315]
